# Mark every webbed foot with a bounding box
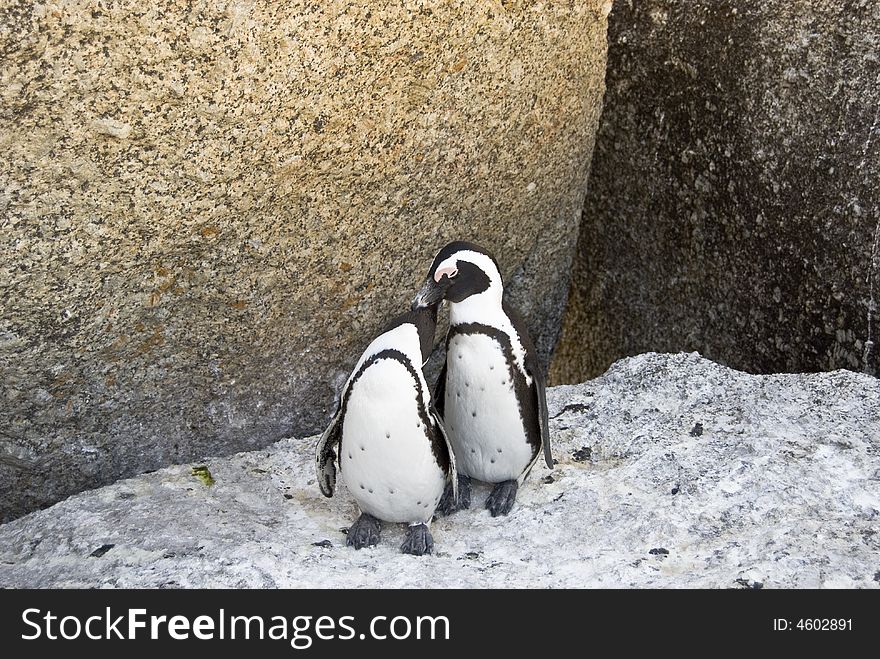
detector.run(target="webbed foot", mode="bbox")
[400,523,434,556]
[347,512,381,549]
[486,480,518,517]
[435,474,472,517]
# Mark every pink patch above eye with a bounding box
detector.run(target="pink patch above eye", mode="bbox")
[434,266,458,282]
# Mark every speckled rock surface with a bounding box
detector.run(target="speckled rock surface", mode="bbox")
[1,352,877,588]
[0,0,610,521]
[553,0,880,383]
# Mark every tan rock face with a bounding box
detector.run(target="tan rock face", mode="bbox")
[0,0,609,520]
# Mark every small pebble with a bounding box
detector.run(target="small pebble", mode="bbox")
[572,447,592,462]
[89,544,115,558]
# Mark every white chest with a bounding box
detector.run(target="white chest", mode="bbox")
[444,332,535,482]
[341,358,445,523]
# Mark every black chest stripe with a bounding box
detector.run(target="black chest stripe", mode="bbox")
[446,323,541,453]
[340,349,450,474]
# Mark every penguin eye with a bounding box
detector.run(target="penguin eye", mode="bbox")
[434,265,459,282]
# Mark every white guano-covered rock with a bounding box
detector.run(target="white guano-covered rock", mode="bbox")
[1,353,877,588]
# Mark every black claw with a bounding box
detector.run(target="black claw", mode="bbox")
[486,480,518,517]
[435,474,472,517]
[346,513,381,550]
[400,524,434,556]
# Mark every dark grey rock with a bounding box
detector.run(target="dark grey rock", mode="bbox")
[554,0,880,383]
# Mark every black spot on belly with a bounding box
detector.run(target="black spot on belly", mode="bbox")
[359,484,365,489]
[417,500,422,505]
[497,448,503,453]
[389,488,395,494]
[471,411,477,417]
[490,458,495,464]
[348,453,352,459]
[368,488,373,493]
[489,365,494,370]
[501,379,506,385]
[360,446,365,451]
[385,432,390,438]
[470,448,476,453]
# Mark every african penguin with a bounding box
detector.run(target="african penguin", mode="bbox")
[315,305,457,555]
[412,240,552,517]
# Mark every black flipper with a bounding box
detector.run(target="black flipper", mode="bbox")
[433,359,447,418]
[429,398,457,504]
[504,301,553,471]
[315,405,343,498]
[428,356,458,505]
[532,367,553,469]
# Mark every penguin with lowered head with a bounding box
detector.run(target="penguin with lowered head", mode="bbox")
[412,241,552,517]
[316,304,457,555]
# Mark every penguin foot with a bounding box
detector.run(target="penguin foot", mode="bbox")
[435,474,472,517]
[400,524,434,556]
[486,480,518,517]
[346,513,381,550]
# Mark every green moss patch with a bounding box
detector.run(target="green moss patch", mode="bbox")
[191,465,215,487]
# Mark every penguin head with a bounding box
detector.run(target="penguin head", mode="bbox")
[381,304,439,364]
[412,240,503,310]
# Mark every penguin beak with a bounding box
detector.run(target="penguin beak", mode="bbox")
[411,277,449,311]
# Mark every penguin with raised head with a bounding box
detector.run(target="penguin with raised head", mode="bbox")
[411,241,552,517]
[315,304,457,555]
